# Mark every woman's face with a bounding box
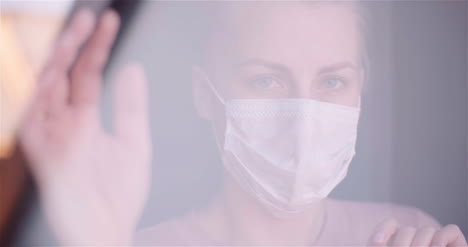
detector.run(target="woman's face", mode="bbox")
[191,2,365,200]
[198,1,364,105]
[194,1,365,122]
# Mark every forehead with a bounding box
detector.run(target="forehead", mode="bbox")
[206,2,363,71]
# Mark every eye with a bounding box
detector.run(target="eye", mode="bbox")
[250,77,282,89]
[321,77,345,89]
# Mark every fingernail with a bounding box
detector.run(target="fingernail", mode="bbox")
[373,232,386,243]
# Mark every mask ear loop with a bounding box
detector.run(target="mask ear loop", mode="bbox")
[196,68,227,151]
[198,69,226,105]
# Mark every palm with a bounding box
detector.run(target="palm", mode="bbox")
[18,9,151,245]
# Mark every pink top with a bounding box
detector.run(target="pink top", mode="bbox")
[134,199,440,246]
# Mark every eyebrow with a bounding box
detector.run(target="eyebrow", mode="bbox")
[235,59,359,75]
[318,62,359,74]
[235,59,290,74]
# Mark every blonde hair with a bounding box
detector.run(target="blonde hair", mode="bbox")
[191,1,371,85]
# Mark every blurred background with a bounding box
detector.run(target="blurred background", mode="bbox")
[0,0,467,245]
[0,0,73,243]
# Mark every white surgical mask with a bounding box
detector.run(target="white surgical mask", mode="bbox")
[203,73,360,213]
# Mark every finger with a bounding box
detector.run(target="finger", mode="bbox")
[368,218,400,246]
[27,9,96,120]
[45,75,69,116]
[113,63,151,151]
[70,9,120,108]
[410,226,436,247]
[41,8,96,83]
[431,224,467,247]
[388,226,416,247]
[23,74,68,129]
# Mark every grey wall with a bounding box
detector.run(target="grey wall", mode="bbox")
[104,1,468,232]
[390,1,467,234]
[104,1,468,231]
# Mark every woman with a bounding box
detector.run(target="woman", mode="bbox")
[18,1,467,246]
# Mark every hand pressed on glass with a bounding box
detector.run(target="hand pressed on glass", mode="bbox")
[18,8,151,245]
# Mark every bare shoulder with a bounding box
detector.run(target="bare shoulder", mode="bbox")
[329,199,441,228]
[133,218,188,246]
[324,199,441,244]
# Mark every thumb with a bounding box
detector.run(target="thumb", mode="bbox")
[112,63,151,151]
